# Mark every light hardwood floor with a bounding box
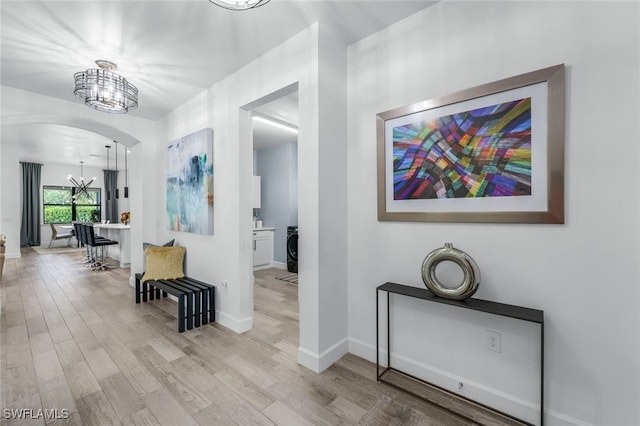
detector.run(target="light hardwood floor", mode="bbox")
[1,249,523,425]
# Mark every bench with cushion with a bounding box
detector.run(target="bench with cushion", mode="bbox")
[135,245,215,332]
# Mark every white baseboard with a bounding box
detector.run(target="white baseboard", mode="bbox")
[5,250,21,259]
[393,354,539,424]
[215,310,252,334]
[271,261,287,270]
[349,336,387,365]
[544,409,594,426]
[253,264,271,271]
[254,261,288,271]
[349,337,538,422]
[348,337,590,426]
[298,337,349,373]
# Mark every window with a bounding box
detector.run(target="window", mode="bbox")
[43,186,102,224]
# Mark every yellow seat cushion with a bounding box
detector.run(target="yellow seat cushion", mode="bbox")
[142,246,185,282]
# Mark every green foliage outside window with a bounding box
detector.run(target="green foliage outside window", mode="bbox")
[43,186,101,224]
[75,191,99,205]
[44,206,72,223]
[77,206,101,222]
[43,188,73,205]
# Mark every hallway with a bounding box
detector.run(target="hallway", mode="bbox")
[1,250,519,425]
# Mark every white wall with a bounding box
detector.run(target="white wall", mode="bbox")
[0,144,21,258]
[256,142,298,263]
[155,25,314,336]
[315,24,349,366]
[154,28,318,334]
[0,87,154,279]
[347,2,639,426]
[152,22,350,372]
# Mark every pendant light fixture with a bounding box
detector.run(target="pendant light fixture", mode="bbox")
[105,145,112,201]
[124,147,129,198]
[114,140,120,199]
[74,60,138,114]
[208,0,269,11]
[68,161,95,200]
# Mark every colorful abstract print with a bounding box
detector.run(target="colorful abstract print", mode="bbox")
[393,98,532,200]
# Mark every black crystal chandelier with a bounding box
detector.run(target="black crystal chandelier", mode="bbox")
[208,0,269,11]
[67,161,95,200]
[74,60,138,114]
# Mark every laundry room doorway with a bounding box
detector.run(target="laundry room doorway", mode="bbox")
[248,84,300,349]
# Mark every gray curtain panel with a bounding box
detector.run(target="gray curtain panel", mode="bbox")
[104,170,119,223]
[20,162,42,247]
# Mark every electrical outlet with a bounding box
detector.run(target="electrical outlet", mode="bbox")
[486,329,502,353]
[221,281,228,291]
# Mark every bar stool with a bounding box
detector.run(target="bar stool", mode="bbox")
[73,222,90,263]
[83,224,118,270]
[77,223,105,264]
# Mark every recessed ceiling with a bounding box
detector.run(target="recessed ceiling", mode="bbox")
[2,124,118,169]
[1,0,436,120]
[1,1,437,165]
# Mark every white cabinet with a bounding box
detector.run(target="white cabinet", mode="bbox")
[253,228,274,268]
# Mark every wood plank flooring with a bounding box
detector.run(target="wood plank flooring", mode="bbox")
[1,249,523,425]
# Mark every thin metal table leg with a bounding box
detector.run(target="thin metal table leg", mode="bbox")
[541,322,545,425]
[387,291,390,371]
[376,289,379,379]
[210,286,215,322]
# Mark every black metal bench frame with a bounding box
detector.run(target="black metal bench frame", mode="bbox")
[135,273,215,332]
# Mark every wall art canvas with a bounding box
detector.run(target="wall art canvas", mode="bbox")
[393,98,532,200]
[166,128,214,234]
[377,64,565,224]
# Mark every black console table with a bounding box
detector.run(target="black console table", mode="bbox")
[376,282,544,426]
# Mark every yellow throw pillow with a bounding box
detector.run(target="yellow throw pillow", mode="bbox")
[142,246,185,282]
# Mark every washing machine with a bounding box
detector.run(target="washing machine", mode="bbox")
[286,226,298,273]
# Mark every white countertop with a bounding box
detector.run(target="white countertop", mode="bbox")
[253,227,275,231]
[94,223,131,230]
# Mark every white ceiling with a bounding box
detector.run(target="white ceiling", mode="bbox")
[1,0,437,166]
[252,92,299,151]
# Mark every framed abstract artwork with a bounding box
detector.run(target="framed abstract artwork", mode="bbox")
[166,128,214,234]
[376,64,565,224]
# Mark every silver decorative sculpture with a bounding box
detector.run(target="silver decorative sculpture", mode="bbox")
[421,243,480,300]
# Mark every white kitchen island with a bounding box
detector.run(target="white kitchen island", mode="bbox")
[94,223,131,268]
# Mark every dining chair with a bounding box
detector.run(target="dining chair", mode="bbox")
[49,223,73,248]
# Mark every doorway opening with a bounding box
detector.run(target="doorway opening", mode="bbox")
[247,84,300,347]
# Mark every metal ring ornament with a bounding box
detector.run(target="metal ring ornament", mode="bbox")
[421,243,480,300]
